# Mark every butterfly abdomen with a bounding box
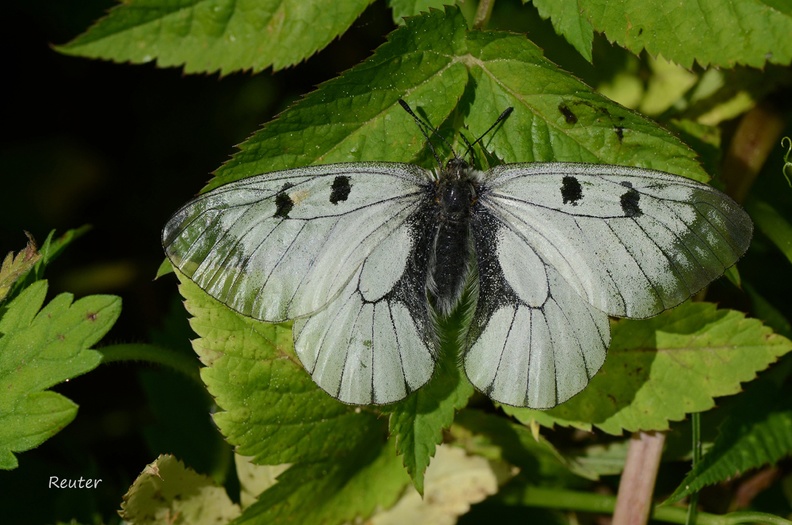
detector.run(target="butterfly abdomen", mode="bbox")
[427,170,477,316]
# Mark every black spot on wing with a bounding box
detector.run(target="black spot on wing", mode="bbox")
[330,175,351,204]
[274,183,295,219]
[561,176,583,205]
[619,181,642,217]
[614,126,624,142]
[558,103,578,124]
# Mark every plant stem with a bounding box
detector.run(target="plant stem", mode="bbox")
[721,100,786,203]
[686,412,702,525]
[98,343,203,387]
[613,431,666,525]
[509,486,792,524]
[473,0,495,29]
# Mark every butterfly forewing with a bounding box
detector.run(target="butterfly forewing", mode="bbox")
[480,163,753,319]
[163,163,429,322]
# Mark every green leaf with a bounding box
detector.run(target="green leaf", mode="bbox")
[386,288,475,495]
[532,0,595,62]
[235,455,289,508]
[368,445,504,522]
[451,409,598,483]
[0,280,121,469]
[387,351,474,495]
[666,363,792,503]
[154,258,173,280]
[390,0,457,23]
[534,0,792,69]
[211,6,706,193]
[0,233,40,302]
[33,227,92,276]
[179,271,413,522]
[209,7,469,187]
[666,119,722,178]
[57,0,376,75]
[566,439,631,478]
[745,283,792,339]
[2,227,91,305]
[388,375,473,495]
[119,454,241,524]
[232,437,409,524]
[504,303,792,435]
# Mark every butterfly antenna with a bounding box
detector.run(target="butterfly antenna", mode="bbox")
[398,99,456,171]
[458,131,475,157]
[462,107,514,160]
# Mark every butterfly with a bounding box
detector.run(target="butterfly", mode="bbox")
[162,101,753,409]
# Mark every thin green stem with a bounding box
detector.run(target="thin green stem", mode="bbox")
[508,486,791,524]
[782,136,792,187]
[719,512,792,525]
[686,412,702,525]
[98,343,203,387]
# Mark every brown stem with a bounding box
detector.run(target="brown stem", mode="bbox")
[721,100,786,203]
[612,431,666,525]
[473,0,495,29]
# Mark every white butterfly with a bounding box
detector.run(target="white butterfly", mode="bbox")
[162,104,752,409]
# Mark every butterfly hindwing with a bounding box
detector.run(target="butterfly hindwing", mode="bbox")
[293,203,441,404]
[467,208,610,408]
